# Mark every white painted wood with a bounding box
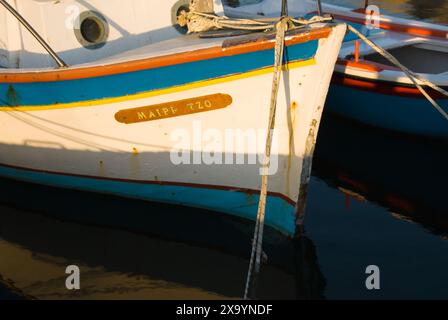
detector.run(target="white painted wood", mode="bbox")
[0,0,226,68]
[0,23,347,216]
[0,0,346,232]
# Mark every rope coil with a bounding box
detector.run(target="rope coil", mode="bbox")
[178,11,333,34]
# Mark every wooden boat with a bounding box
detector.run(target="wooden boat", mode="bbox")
[226,0,448,138]
[0,0,346,237]
[323,2,448,139]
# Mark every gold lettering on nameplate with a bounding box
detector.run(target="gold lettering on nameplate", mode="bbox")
[115,93,233,124]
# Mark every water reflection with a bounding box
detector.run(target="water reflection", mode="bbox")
[313,113,448,237]
[0,179,325,300]
[406,0,448,23]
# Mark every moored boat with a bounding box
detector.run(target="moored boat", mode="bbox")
[225,0,448,138]
[0,0,346,237]
[322,2,448,138]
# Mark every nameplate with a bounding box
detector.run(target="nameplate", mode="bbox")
[115,93,233,124]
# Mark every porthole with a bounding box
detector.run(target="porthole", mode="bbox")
[171,0,190,34]
[75,11,109,49]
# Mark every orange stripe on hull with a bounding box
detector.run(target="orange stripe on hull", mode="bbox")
[336,58,399,72]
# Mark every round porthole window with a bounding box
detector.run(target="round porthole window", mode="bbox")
[171,0,190,34]
[75,11,109,49]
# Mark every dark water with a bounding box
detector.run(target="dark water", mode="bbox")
[1,0,448,300]
[310,115,448,299]
[0,282,25,300]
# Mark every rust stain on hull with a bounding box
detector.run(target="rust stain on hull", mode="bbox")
[6,85,20,106]
[286,101,299,196]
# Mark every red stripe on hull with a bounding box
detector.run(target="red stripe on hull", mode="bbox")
[0,162,297,206]
[332,72,448,99]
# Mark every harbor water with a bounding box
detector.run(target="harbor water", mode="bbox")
[1,0,448,300]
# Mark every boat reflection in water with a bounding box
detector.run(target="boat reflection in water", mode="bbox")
[314,113,448,237]
[0,179,325,300]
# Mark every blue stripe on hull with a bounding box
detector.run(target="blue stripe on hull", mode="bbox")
[0,41,318,107]
[0,164,297,236]
[326,84,448,138]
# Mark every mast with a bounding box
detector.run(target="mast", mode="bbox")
[281,0,288,16]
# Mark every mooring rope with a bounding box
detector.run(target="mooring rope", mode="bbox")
[177,10,333,299]
[347,25,448,121]
[243,17,288,300]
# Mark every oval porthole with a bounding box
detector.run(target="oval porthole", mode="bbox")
[75,11,109,49]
